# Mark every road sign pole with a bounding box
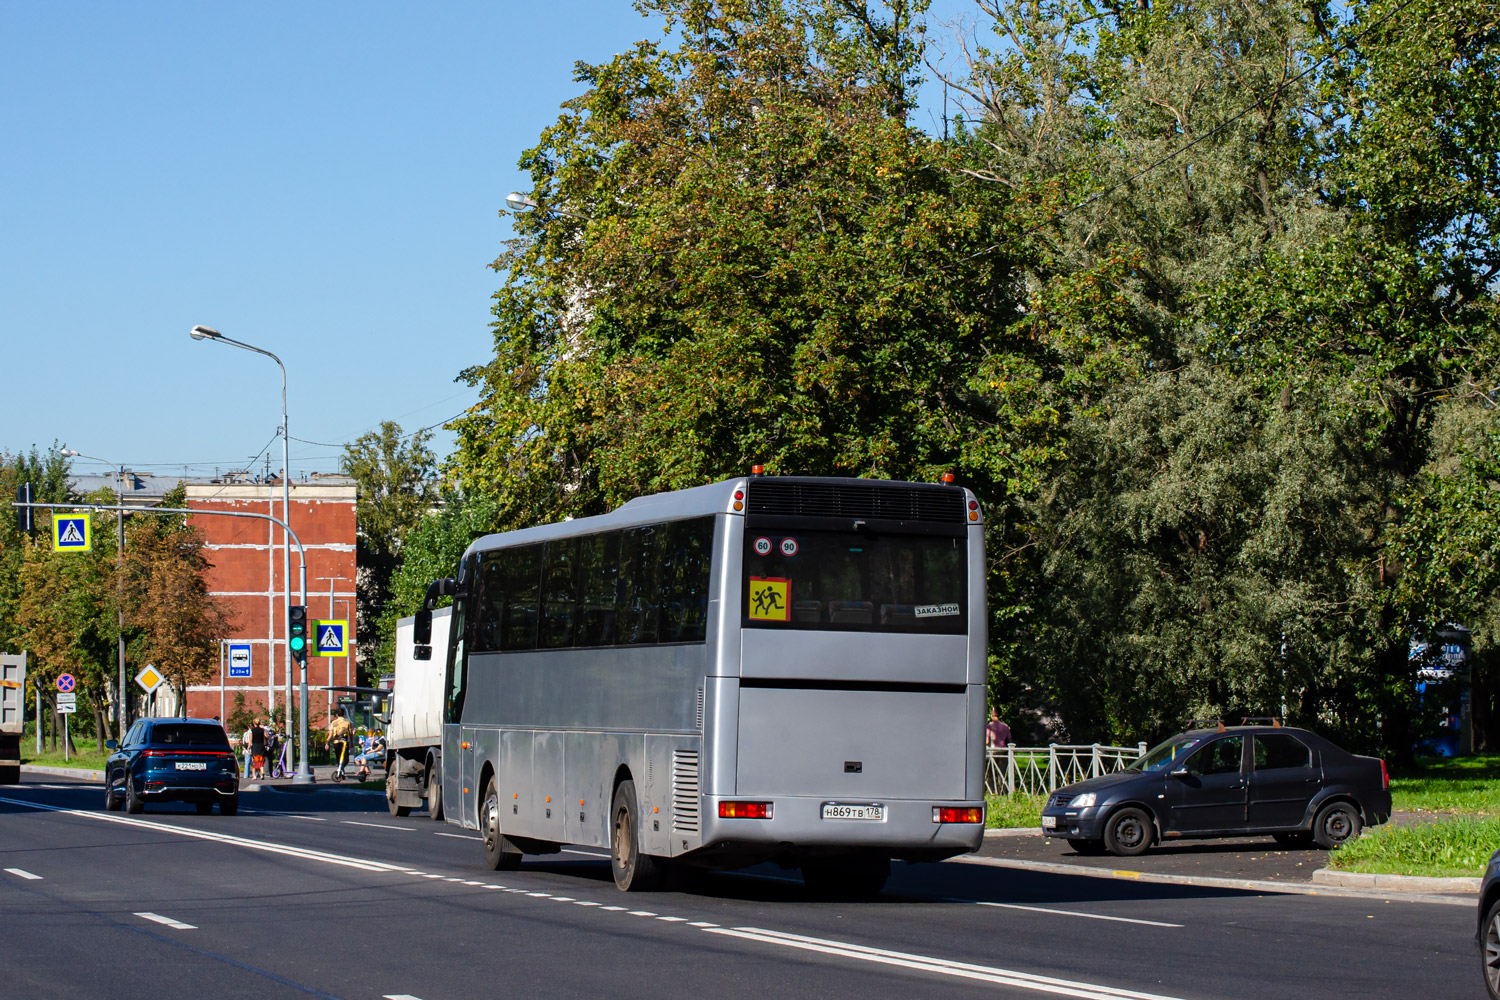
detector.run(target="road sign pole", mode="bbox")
[63,712,68,763]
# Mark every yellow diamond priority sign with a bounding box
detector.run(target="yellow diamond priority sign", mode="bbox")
[135,664,163,693]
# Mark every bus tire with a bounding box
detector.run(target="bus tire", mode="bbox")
[427,761,444,821]
[387,769,411,817]
[482,778,523,871]
[610,780,663,892]
[801,856,889,901]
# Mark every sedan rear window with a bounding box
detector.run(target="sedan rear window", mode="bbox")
[1254,733,1312,771]
[150,724,230,748]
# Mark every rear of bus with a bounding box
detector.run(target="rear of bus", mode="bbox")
[700,476,987,881]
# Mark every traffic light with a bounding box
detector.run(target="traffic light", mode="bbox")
[288,605,308,666]
[15,482,32,533]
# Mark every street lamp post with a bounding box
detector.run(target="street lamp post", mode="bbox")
[59,449,128,740]
[188,325,312,784]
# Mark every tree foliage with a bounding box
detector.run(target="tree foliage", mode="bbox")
[341,421,439,652]
[447,0,1500,751]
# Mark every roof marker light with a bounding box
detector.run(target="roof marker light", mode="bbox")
[750,464,764,476]
[941,472,955,484]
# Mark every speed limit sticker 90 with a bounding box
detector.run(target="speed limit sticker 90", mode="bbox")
[780,538,799,557]
[753,537,772,555]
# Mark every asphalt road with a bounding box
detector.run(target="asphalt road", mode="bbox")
[976,831,1334,883]
[0,776,1481,1000]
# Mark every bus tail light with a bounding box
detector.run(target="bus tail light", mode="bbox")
[719,801,773,819]
[932,807,983,824]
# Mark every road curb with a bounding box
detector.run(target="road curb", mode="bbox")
[22,765,104,781]
[1311,868,1480,893]
[952,853,1474,906]
[984,826,1042,838]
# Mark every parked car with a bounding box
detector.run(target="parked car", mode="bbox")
[1040,724,1390,857]
[104,717,240,815]
[1480,847,1500,999]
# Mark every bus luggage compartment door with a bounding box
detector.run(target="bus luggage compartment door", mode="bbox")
[735,686,967,800]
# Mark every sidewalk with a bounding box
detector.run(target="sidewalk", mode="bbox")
[971,823,1480,900]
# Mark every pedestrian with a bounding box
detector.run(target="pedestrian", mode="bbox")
[242,723,254,775]
[985,707,1011,749]
[249,719,268,780]
[328,710,353,781]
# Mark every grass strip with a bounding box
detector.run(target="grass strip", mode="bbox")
[986,792,1043,829]
[1329,816,1500,878]
[1389,754,1500,816]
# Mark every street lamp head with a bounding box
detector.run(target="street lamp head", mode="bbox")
[190,325,222,341]
[506,192,539,213]
[59,448,81,457]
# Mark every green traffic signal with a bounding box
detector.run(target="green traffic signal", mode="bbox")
[288,605,308,665]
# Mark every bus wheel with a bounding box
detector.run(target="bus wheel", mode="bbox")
[387,769,411,817]
[427,762,444,821]
[801,856,889,901]
[610,780,663,892]
[482,778,522,871]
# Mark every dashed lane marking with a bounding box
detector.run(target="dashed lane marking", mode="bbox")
[4,868,42,880]
[136,912,196,930]
[434,832,476,840]
[342,821,414,832]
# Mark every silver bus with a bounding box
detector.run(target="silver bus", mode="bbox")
[413,473,988,895]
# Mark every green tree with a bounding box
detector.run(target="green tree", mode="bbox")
[341,422,438,658]
[119,486,236,713]
[451,0,1065,529]
[371,493,501,676]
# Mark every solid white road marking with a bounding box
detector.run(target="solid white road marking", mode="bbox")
[342,821,413,832]
[704,927,1190,1000]
[4,868,42,879]
[136,912,196,930]
[384,995,424,999]
[965,899,1183,928]
[434,832,476,840]
[562,847,608,857]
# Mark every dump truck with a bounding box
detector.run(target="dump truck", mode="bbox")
[0,653,27,784]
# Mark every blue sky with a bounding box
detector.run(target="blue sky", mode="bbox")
[2,2,973,481]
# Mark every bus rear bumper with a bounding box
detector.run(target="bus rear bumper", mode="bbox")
[695,794,984,863]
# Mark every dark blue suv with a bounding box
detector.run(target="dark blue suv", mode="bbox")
[104,718,240,815]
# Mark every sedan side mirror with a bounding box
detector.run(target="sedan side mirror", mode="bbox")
[104,739,118,750]
[1170,767,1191,778]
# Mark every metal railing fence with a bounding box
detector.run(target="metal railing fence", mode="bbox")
[985,743,1148,797]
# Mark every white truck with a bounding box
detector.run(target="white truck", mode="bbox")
[0,653,25,784]
[384,609,449,818]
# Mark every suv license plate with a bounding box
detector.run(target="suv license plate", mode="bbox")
[175,762,207,770]
[821,803,885,821]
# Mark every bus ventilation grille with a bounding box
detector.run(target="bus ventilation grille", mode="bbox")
[695,686,705,730]
[672,749,700,835]
[748,480,965,523]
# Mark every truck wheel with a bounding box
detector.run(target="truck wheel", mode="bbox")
[482,778,523,871]
[610,780,663,891]
[427,762,443,821]
[387,769,411,817]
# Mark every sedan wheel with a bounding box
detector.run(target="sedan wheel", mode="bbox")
[1312,801,1361,850]
[1482,898,1500,1000]
[1103,807,1152,857]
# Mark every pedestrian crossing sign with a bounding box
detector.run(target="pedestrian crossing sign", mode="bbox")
[314,620,348,657]
[52,514,91,552]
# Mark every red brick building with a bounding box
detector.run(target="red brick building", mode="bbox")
[184,478,357,727]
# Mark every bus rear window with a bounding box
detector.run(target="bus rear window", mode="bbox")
[742,531,966,634]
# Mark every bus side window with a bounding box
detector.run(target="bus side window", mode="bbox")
[618,524,662,644]
[579,532,619,647]
[473,552,505,652]
[502,545,541,651]
[448,554,476,724]
[662,517,712,642]
[540,537,578,649]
